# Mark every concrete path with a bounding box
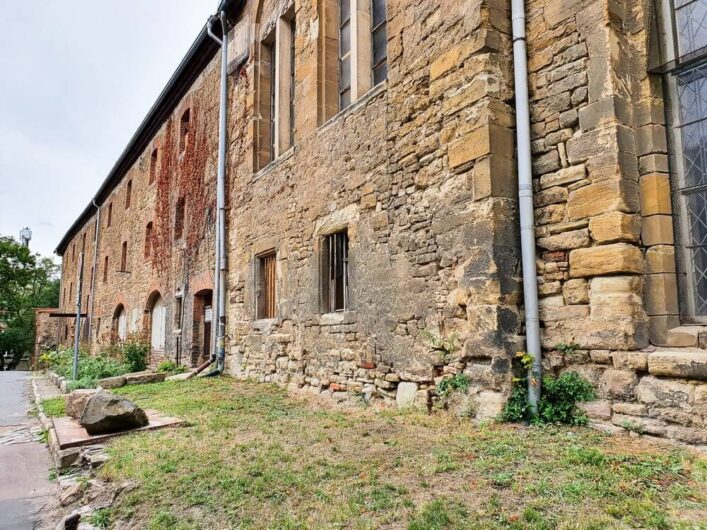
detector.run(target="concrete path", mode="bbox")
[0,371,54,530]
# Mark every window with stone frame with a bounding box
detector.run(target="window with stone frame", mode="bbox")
[319,0,384,123]
[321,230,349,312]
[174,197,186,240]
[120,241,128,272]
[144,222,153,258]
[125,179,132,209]
[150,148,159,184]
[256,30,276,169]
[657,0,707,323]
[371,0,387,85]
[256,251,277,319]
[179,108,191,153]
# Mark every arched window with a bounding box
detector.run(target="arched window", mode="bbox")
[113,304,127,342]
[120,241,128,271]
[180,109,191,153]
[146,292,166,352]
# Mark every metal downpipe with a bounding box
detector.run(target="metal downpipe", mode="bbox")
[511,0,542,413]
[206,11,229,376]
[87,199,101,342]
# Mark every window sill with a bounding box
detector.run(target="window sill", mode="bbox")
[253,145,297,180]
[319,310,356,325]
[318,81,387,134]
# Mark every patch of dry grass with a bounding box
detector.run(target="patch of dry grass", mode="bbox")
[98,377,707,529]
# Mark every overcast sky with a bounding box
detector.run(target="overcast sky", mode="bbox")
[0,1,217,259]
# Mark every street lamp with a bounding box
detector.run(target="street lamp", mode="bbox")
[19,227,32,248]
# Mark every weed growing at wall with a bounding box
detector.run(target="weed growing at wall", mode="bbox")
[499,352,595,426]
[123,339,149,372]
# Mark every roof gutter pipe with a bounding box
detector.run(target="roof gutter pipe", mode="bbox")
[87,199,101,342]
[206,10,229,376]
[511,0,542,413]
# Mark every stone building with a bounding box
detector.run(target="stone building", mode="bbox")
[55,0,707,445]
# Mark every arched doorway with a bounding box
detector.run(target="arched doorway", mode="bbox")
[192,289,213,366]
[146,291,166,355]
[112,304,127,343]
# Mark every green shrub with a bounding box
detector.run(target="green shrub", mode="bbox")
[41,347,130,390]
[123,339,149,373]
[41,397,66,417]
[499,352,595,426]
[157,360,187,375]
[436,373,471,398]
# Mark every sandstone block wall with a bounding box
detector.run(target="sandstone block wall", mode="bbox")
[54,0,707,446]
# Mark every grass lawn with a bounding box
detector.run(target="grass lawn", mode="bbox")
[42,396,66,418]
[96,377,707,529]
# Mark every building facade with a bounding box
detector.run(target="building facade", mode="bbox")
[56,0,707,446]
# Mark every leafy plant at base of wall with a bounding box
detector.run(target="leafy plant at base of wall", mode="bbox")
[41,346,129,390]
[499,351,595,426]
[555,342,580,355]
[420,330,460,363]
[122,339,149,373]
[157,360,187,375]
[436,373,471,399]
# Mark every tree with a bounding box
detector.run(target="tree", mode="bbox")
[0,236,59,368]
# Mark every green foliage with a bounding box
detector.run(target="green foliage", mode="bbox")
[158,360,187,375]
[500,351,595,426]
[420,330,460,363]
[123,339,149,373]
[89,508,111,529]
[0,235,59,358]
[41,346,129,390]
[436,373,471,398]
[41,397,66,418]
[555,342,580,355]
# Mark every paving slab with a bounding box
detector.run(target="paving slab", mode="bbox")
[52,410,185,449]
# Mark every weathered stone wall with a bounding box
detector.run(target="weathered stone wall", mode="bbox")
[221,0,523,416]
[55,0,706,445]
[33,308,59,367]
[527,0,707,448]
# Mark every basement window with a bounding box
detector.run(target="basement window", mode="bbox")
[150,148,158,184]
[120,242,128,272]
[256,251,277,320]
[125,179,132,209]
[321,230,349,312]
[174,197,186,240]
[180,109,191,153]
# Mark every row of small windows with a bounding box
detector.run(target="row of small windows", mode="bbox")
[256,230,350,320]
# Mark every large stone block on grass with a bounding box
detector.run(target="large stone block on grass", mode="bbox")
[99,376,126,389]
[66,389,96,419]
[124,371,166,385]
[79,391,149,435]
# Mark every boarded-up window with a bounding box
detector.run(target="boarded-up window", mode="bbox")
[256,251,277,319]
[175,197,186,240]
[321,231,349,312]
[120,241,127,272]
[144,222,153,258]
[125,179,132,209]
[174,296,183,330]
[150,148,158,184]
